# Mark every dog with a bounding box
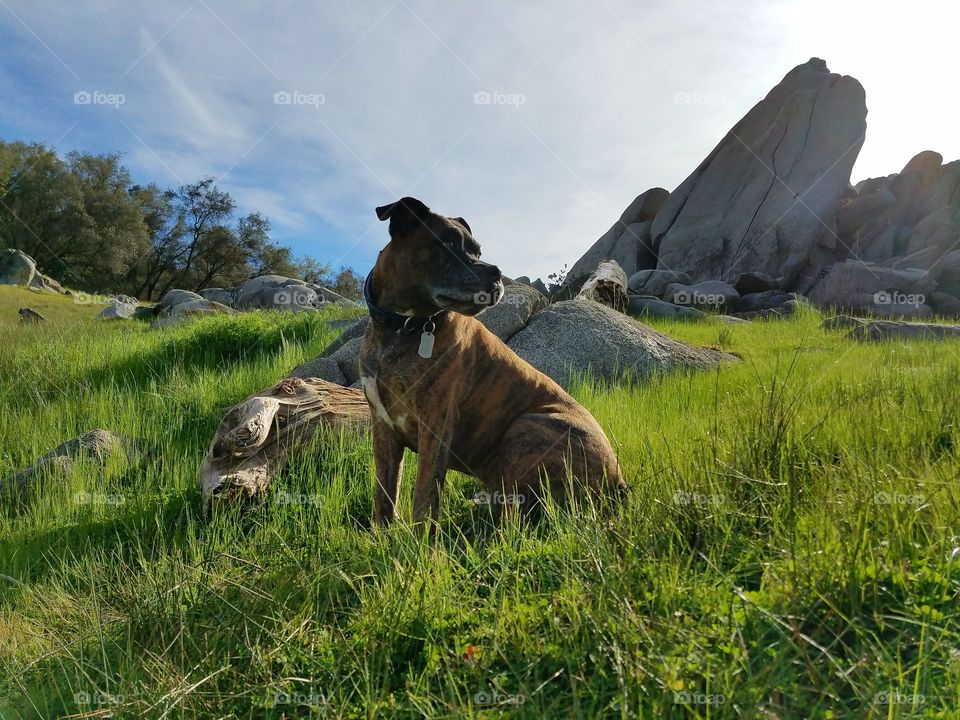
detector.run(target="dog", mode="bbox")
[359,196,625,526]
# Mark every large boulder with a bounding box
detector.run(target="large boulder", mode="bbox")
[153,299,236,328]
[96,298,137,320]
[477,283,548,341]
[664,280,739,310]
[306,284,356,305]
[289,319,369,384]
[199,287,238,307]
[234,275,315,310]
[157,289,203,309]
[0,249,37,287]
[627,269,692,298]
[507,299,731,387]
[807,260,933,311]
[562,188,669,294]
[627,295,705,320]
[651,58,867,288]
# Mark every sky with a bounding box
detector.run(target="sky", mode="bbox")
[1,0,958,282]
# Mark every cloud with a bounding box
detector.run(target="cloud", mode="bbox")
[1,0,957,281]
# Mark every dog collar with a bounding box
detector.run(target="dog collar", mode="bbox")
[363,271,445,335]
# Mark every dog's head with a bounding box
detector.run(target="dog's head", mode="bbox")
[371,197,503,316]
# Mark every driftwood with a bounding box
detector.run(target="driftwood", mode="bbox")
[199,377,370,516]
[847,319,960,342]
[577,260,628,312]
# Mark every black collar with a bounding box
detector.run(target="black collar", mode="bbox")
[363,271,445,334]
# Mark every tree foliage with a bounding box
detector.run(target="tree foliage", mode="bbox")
[0,139,361,300]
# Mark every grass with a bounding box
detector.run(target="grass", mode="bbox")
[0,288,958,718]
[0,286,108,326]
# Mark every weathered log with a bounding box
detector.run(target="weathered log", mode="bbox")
[577,260,628,312]
[847,319,960,341]
[199,377,370,516]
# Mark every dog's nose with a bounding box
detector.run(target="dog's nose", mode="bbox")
[487,263,502,282]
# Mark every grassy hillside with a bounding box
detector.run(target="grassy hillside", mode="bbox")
[0,301,958,718]
[0,285,110,325]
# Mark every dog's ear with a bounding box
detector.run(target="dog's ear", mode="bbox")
[453,216,471,234]
[375,197,431,237]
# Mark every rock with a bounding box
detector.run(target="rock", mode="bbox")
[507,299,732,387]
[904,208,960,269]
[157,289,203,310]
[133,305,158,321]
[933,250,960,298]
[306,284,355,305]
[235,275,317,310]
[320,318,369,358]
[627,295,705,320]
[735,290,797,313]
[807,260,933,311]
[627,269,692,298]
[848,320,960,342]
[651,58,867,288]
[289,356,347,384]
[514,276,550,296]
[664,280,739,310]
[477,283,548,341]
[18,307,45,323]
[2,429,134,500]
[290,335,364,386]
[928,291,960,316]
[576,260,628,311]
[96,299,137,320]
[562,188,669,293]
[733,271,782,294]
[28,271,68,295]
[868,301,933,319]
[199,287,238,307]
[152,299,236,328]
[0,248,38,287]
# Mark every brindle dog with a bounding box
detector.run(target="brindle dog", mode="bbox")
[359,197,625,526]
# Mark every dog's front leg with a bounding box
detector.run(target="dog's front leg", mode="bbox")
[412,409,457,525]
[372,420,405,527]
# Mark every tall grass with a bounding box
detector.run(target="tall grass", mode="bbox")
[1,298,958,718]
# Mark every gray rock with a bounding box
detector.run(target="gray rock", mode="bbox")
[152,299,236,328]
[733,271,782,294]
[477,283,548,341]
[706,314,750,324]
[306,284,355,305]
[96,299,137,320]
[157,289,203,309]
[0,248,37,287]
[328,337,364,385]
[735,290,797,313]
[928,291,960,316]
[234,275,312,310]
[627,269,692,298]
[627,295,705,320]
[664,280,739,310]
[513,276,550,296]
[933,250,960,298]
[652,58,867,287]
[28,271,68,295]
[807,260,933,310]
[289,356,347,384]
[849,320,960,342]
[868,301,933,319]
[199,287,238,306]
[320,317,369,358]
[507,299,732,387]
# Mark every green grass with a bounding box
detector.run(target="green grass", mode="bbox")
[0,298,958,718]
[0,286,108,326]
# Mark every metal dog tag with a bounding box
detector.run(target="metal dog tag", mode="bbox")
[418,331,435,359]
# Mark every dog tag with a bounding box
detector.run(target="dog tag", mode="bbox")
[418,331,435,359]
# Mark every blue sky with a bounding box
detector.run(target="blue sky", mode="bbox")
[1,0,957,281]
